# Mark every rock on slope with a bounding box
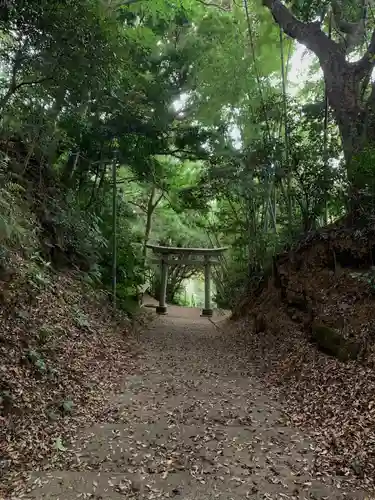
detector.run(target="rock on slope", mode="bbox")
[0,255,138,498]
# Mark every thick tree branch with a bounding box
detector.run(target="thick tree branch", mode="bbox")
[159,149,209,161]
[196,0,229,12]
[262,0,310,40]
[262,0,346,66]
[331,0,363,37]
[151,192,164,210]
[0,76,53,112]
[122,0,145,5]
[353,28,375,78]
[128,199,147,212]
[14,77,53,91]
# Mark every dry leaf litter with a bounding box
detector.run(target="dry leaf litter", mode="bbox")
[1,224,375,499]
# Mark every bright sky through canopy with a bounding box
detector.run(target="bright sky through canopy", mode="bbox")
[172,42,321,149]
[288,43,321,92]
[173,42,320,112]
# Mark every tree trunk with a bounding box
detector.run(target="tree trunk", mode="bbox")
[142,185,163,261]
[112,158,117,311]
[143,185,156,260]
[262,0,375,216]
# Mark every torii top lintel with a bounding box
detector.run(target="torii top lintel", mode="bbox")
[146,244,228,256]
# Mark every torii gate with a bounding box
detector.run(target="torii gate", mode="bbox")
[147,244,228,316]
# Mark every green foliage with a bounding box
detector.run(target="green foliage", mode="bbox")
[72,309,90,329]
[0,163,39,258]
[0,0,366,312]
[173,293,191,307]
[350,147,375,215]
[54,437,67,451]
[44,192,107,271]
[27,350,47,373]
[25,253,52,291]
[60,400,74,414]
[350,270,375,295]
[37,325,54,344]
[115,293,142,318]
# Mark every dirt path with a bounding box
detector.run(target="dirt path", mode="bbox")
[23,306,366,499]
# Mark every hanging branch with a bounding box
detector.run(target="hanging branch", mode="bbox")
[196,0,230,11]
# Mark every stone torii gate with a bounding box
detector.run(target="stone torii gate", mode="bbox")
[147,244,228,316]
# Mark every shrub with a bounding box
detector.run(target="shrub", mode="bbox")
[0,157,39,258]
[41,191,107,271]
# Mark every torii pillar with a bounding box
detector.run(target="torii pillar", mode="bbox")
[156,256,168,315]
[202,254,213,316]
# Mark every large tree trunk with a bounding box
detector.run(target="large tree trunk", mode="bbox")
[262,0,375,215]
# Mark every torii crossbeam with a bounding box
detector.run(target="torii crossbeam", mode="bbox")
[146,244,228,316]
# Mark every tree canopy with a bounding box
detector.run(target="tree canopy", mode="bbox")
[0,0,374,308]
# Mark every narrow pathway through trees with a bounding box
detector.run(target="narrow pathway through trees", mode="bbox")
[26,307,366,499]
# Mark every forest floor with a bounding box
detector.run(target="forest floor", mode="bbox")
[18,304,368,500]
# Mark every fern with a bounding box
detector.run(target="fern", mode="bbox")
[0,155,39,255]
